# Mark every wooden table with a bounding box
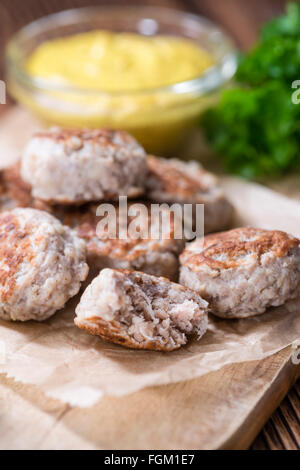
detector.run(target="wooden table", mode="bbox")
[0,0,299,450]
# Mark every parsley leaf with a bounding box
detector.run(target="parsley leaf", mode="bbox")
[202,2,300,179]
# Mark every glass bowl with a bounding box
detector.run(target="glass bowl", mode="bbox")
[6,6,237,155]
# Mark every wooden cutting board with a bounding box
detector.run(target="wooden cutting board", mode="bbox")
[0,107,299,450]
[0,347,299,450]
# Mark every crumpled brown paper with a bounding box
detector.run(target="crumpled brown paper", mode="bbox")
[0,108,299,407]
[0,177,299,406]
[0,296,300,407]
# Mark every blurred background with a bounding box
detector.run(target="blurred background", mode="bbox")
[0,0,291,165]
[0,0,288,82]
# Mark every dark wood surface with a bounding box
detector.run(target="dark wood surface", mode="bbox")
[0,0,299,451]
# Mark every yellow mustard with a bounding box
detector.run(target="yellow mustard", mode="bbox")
[16,31,216,154]
[26,31,214,91]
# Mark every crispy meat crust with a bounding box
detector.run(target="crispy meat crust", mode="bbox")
[147,155,211,198]
[180,227,300,271]
[75,317,171,351]
[0,212,34,302]
[145,156,234,234]
[34,128,137,148]
[1,163,54,211]
[2,162,33,207]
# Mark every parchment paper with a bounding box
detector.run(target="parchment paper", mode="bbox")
[0,108,299,407]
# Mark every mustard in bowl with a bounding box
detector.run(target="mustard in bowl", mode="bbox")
[6,6,237,155]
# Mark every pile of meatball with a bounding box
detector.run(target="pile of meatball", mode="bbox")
[0,128,299,352]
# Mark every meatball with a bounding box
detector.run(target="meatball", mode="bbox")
[1,162,36,208]
[0,167,20,211]
[21,128,147,204]
[180,227,300,318]
[59,202,185,281]
[0,167,185,280]
[1,162,58,213]
[75,268,209,351]
[0,208,89,321]
[146,156,233,234]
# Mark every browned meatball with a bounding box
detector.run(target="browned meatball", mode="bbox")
[75,268,208,351]
[0,208,88,321]
[180,227,300,318]
[21,128,147,204]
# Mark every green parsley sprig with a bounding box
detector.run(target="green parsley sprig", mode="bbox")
[202,2,300,179]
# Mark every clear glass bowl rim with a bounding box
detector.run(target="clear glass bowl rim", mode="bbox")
[6,5,238,97]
